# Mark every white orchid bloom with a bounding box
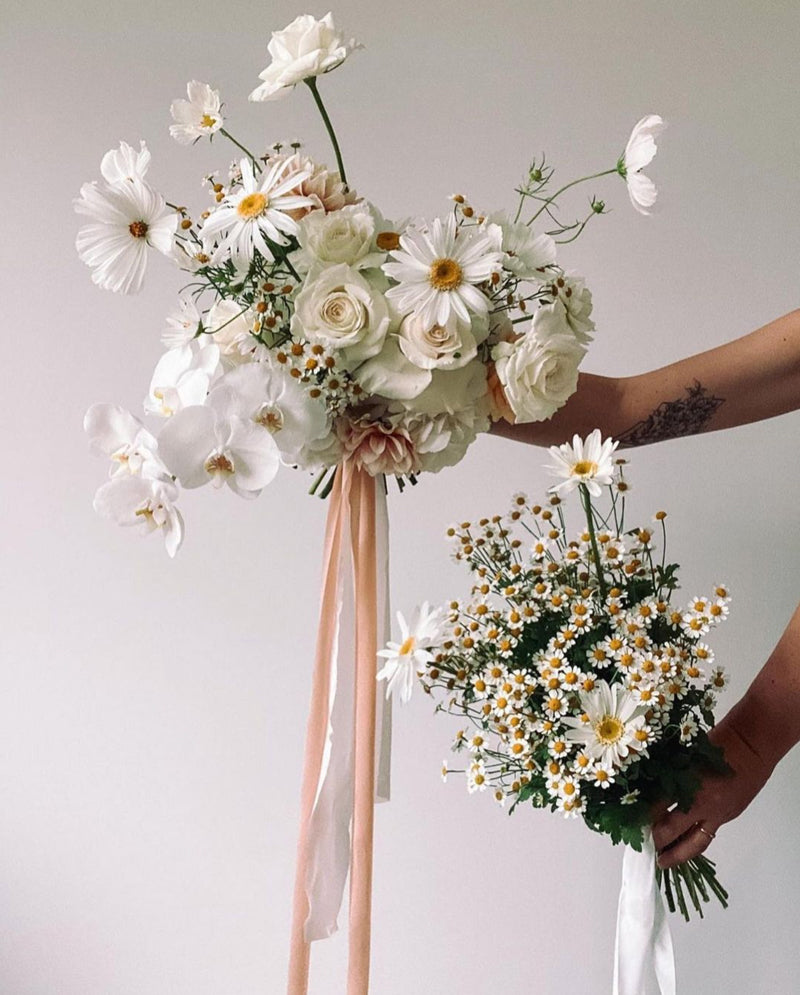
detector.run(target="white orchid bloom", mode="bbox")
[618,115,666,215]
[84,403,165,480]
[156,385,281,498]
[93,475,184,558]
[144,340,220,418]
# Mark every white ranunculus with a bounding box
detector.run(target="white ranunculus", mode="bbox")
[292,204,386,273]
[619,115,666,215]
[249,13,362,102]
[396,310,487,371]
[405,405,489,474]
[144,341,220,418]
[354,334,432,401]
[169,81,224,144]
[100,140,151,185]
[214,362,330,463]
[84,403,165,480]
[488,212,557,281]
[292,263,390,367]
[492,321,586,423]
[93,475,184,558]
[206,299,260,365]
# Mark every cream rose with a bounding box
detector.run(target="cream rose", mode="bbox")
[544,274,596,344]
[249,13,362,102]
[397,311,487,371]
[293,204,385,272]
[291,263,389,367]
[492,316,586,423]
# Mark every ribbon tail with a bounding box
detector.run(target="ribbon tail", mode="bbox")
[612,830,676,995]
[373,477,391,804]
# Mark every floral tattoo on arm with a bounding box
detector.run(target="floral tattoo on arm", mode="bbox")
[616,380,725,448]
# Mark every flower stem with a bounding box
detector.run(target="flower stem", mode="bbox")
[220,128,262,172]
[304,77,348,187]
[526,168,617,226]
[579,483,608,601]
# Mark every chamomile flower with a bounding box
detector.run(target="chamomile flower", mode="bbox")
[467,759,489,793]
[546,429,619,498]
[377,602,446,703]
[201,156,314,267]
[383,213,504,327]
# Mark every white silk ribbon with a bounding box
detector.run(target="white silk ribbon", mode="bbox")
[613,829,676,995]
[303,480,391,941]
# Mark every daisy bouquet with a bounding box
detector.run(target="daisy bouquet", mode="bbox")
[77,12,665,556]
[386,431,731,922]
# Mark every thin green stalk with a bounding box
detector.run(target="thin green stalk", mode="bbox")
[220,128,262,171]
[579,483,608,600]
[304,77,348,187]
[526,168,617,226]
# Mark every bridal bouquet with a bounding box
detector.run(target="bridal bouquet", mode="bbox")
[382,431,730,920]
[77,12,665,556]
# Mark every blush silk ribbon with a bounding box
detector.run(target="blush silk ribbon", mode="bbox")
[287,461,391,995]
[613,830,676,995]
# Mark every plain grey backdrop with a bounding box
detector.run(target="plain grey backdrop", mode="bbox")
[3,0,800,992]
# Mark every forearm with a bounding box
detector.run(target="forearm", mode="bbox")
[724,601,800,770]
[492,308,800,448]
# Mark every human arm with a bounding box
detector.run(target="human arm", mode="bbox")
[652,600,800,868]
[491,308,800,448]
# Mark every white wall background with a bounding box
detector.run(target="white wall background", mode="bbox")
[3,1,800,992]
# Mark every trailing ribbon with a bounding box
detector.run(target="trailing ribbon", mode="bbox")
[613,830,676,995]
[288,461,391,995]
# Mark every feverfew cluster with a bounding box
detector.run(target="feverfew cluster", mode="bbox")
[79,13,664,557]
[381,432,730,917]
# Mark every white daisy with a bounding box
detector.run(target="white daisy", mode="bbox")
[376,602,445,704]
[201,157,314,267]
[383,213,503,327]
[546,429,619,498]
[618,115,666,215]
[170,81,224,144]
[75,179,177,294]
[562,680,648,768]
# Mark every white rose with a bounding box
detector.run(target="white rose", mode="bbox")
[397,311,488,371]
[292,264,390,368]
[292,204,386,273]
[206,299,259,363]
[492,321,586,423]
[249,13,362,102]
[543,274,595,344]
[401,358,490,419]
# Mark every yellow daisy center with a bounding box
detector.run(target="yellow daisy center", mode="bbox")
[238,192,269,219]
[399,636,416,656]
[571,460,597,477]
[595,715,624,744]
[429,257,463,291]
[200,114,217,129]
[376,231,401,251]
[128,220,149,239]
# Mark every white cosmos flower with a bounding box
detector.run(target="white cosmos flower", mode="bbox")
[383,213,504,327]
[618,115,666,215]
[157,386,281,498]
[144,341,220,418]
[162,295,202,349]
[84,403,165,480]
[377,602,445,704]
[100,140,151,184]
[93,475,184,558]
[249,12,362,102]
[561,680,648,767]
[201,157,314,267]
[547,429,619,497]
[169,81,224,144]
[214,362,329,463]
[75,178,177,294]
